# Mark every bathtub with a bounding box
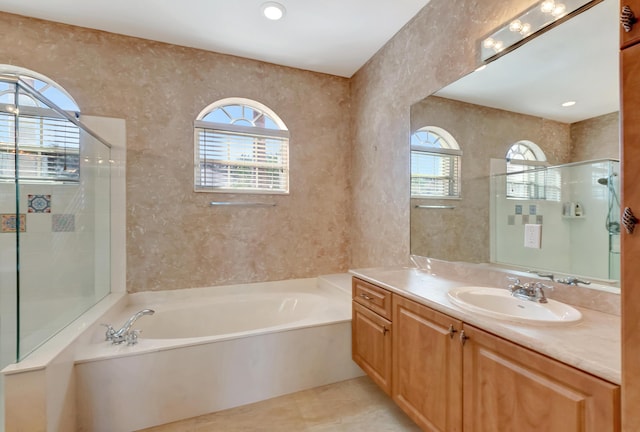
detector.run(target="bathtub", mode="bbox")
[72,274,363,432]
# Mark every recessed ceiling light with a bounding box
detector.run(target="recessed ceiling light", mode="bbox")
[561,101,576,107]
[475,65,487,72]
[261,2,286,21]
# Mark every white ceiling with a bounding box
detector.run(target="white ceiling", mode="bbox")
[0,0,431,78]
[435,0,619,124]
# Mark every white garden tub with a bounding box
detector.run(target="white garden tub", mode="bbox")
[73,274,362,432]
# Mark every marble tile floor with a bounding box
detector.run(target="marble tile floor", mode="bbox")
[139,376,422,432]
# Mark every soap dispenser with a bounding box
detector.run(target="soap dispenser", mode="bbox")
[574,202,583,217]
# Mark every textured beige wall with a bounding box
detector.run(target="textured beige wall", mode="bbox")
[349,0,536,268]
[409,96,571,262]
[570,111,620,162]
[0,13,352,291]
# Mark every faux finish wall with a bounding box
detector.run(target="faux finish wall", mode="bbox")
[0,13,352,291]
[350,0,544,268]
[570,111,620,162]
[409,96,571,262]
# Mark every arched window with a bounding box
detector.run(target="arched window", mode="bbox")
[194,98,289,194]
[410,126,462,198]
[505,140,557,200]
[0,65,81,182]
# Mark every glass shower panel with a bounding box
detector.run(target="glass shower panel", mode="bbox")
[15,87,111,360]
[0,79,18,429]
[491,159,620,283]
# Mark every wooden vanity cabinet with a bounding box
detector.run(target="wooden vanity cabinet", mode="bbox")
[392,294,463,432]
[463,324,620,432]
[621,8,640,429]
[351,278,621,431]
[352,278,392,394]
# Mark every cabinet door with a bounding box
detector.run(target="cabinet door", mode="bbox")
[621,37,640,431]
[462,324,620,432]
[392,294,463,432]
[352,301,392,394]
[621,0,640,48]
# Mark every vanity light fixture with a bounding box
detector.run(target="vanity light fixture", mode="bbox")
[479,0,600,63]
[261,2,286,21]
[561,100,577,107]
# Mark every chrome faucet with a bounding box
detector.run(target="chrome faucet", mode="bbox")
[507,278,553,303]
[102,308,155,345]
[527,270,555,281]
[556,276,591,286]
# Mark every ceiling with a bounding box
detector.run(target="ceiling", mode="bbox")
[0,0,432,78]
[435,0,619,124]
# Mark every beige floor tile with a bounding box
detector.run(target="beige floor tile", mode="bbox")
[140,377,420,432]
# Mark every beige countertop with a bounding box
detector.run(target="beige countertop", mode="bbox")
[349,265,621,385]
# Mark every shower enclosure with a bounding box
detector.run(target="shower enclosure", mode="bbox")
[0,75,112,428]
[490,159,620,283]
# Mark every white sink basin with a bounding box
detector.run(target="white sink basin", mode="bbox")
[447,286,582,325]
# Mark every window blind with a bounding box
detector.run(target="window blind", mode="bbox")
[0,110,80,182]
[195,127,289,193]
[506,163,560,201]
[411,151,460,198]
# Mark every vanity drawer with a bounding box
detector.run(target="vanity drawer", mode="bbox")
[353,277,392,320]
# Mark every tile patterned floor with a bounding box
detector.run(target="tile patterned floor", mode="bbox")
[139,376,422,431]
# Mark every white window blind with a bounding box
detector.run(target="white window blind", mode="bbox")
[0,109,80,182]
[411,150,460,198]
[506,163,560,201]
[194,99,289,194]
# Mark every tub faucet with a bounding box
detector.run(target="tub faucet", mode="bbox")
[507,278,552,303]
[102,309,155,345]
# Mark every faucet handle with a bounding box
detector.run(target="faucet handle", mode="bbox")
[100,323,116,341]
[126,329,142,346]
[533,281,554,290]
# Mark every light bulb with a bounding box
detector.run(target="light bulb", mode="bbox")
[561,101,576,107]
[541,0,555,13]
[552,3,566,17]
[509,20,523,32]
[520,23,532,35]
[483,38,496,49]
[494,41,505,52]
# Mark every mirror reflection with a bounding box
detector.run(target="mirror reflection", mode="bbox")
[409,0,620,286]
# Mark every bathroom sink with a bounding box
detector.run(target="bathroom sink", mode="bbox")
[447,286,582,325]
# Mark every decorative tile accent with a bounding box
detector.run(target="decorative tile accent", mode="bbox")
[1,214,26,232]
[52,214,75,232]
[529,205,537,215]
[28,194,51,213]
[515,205,523,215]
[522,214,530,224]
[536,215,544,224]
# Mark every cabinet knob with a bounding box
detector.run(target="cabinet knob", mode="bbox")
[622,5,637,32]
[448,324,458,339]
[459,330,469,346]
[623,207,638,234]
[383,326,389,336]
[360,293,373,301]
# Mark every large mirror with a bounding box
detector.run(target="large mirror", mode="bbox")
[410,0,620,287]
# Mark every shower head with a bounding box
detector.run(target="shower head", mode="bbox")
[597,172,618,186]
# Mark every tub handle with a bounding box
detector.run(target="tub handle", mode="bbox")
[126,329,142,346]
[101,323,116,341]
